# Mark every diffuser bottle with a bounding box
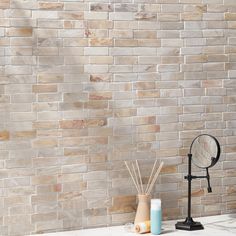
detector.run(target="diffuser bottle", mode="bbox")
[150,199,162,235]
[134,194,150,225]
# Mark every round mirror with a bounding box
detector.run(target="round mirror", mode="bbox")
[190,134,220,169]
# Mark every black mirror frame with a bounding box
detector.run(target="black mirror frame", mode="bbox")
[190,134,221,169]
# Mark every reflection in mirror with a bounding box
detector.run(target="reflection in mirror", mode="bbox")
[190,134,220,169]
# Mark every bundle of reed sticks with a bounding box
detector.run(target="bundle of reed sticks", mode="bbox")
[125,159,164,195]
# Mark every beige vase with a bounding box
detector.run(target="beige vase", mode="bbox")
[134,194,150,225]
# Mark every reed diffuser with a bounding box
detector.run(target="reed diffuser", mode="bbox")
[125,159,164,225]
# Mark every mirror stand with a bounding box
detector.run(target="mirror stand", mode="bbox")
[175,153,212,231]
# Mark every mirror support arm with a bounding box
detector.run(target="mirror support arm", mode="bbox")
[206,168,212,193]
[184,170,212,193]
[175,153,204,231]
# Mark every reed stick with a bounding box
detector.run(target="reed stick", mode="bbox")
[125,161,140,193]
[132,163,141,193]
[136,160,144,194]
[147,161,164,195]
[145,158,157,194]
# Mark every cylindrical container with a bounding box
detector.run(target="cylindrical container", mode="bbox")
[135,221,150,234]
[150,199,162,235]
[134,194,150,225]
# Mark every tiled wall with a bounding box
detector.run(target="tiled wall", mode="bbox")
[1,0,236,235]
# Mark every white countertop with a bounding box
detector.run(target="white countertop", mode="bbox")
[32,214,236,236]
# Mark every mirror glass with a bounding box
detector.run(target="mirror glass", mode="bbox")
[190,134,220,169]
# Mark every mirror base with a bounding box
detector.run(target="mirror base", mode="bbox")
[175,218,204,231]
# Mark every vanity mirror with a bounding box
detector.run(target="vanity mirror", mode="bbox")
[175,134,221,231]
